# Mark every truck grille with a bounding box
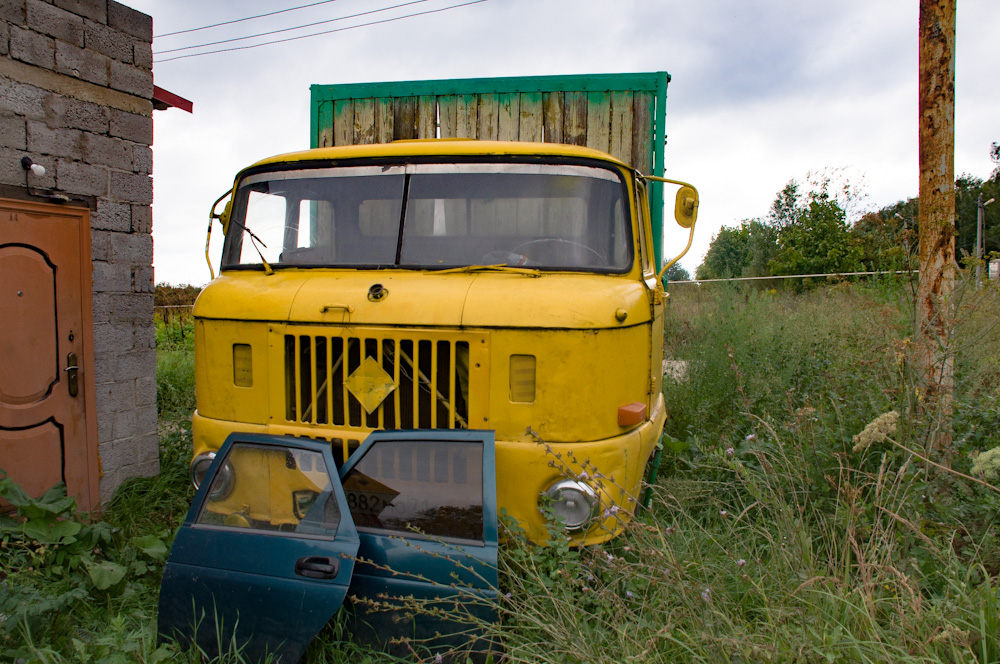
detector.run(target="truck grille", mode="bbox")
[283,331,476,432]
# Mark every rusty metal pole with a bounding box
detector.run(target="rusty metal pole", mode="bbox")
[916,0,956,454]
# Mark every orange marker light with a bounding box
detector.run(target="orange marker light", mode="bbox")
[617,402,647,427]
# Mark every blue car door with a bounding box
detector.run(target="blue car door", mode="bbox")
[338,430,499,660]
[158,434,360,664]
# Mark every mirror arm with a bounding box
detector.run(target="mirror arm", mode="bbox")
[657,223,695,281]
[206,190,233,281]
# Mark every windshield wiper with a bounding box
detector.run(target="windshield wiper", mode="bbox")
[229,219,274,275]
[430,264,541,277]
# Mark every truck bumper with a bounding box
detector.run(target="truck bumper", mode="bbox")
[191,395,665,545]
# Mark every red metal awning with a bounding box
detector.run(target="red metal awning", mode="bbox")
[153,85,193,113]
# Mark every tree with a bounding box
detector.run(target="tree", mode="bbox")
[696,225,749,280]
[663,263,691,282]
[769,186,863,278]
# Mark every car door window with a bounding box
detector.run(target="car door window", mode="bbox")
[341,439,484,543]
[196,442,342,538]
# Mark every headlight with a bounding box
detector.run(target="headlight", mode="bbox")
[541,480,598,532]
[190,451,235,501]
[190,452,216,489]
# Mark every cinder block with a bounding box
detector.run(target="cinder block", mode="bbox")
[97,406,113,443]
[54,0,106,24]
[91,197,130,231]
[133,41,151,70]
[91,292,113,323]
[45,94,110,133]
[107,377,136,411]
[113,407,137,440]
[132,265,154,293]
[109,108,151,143]
[137,431,159,464]
[107,1,151,43]
[55,40,110,87]
[115,231,152,264]
[113,349,147,380]
[135,375,156,406]
[1,1,25,24]
[92,321,133,353]
[132,458,160,479]
[26,120,85,159]
[131,144,151,174]
[92,260,132,293]
[111,293,153,323]
[26,0,84,47]
[0,111,27,150]
[109,169,151,204]
[83,132,132,170]
[10,25,55,69]
[56,158,107,196]
[109,59,152,98]
[0,77,47,119]
[135,321,155,349]
[92,348,116,384]
[131,203,151,232]
[83,19,132,63]
[90,228,113,261]
[136,404,156,435]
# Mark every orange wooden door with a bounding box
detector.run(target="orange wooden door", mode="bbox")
[1,198,100,513]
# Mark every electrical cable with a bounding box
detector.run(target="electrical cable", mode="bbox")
[155,0,344,39]
[154,0,427,55]
[155,0,489,63]
[669,270,919,285]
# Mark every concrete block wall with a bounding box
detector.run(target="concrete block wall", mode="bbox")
[0,0,158,503]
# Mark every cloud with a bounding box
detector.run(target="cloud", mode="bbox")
[125,0,999,283]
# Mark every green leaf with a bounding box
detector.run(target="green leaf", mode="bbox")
[132,534,168,561]
[22,516,82,544]
[86,560,128,590]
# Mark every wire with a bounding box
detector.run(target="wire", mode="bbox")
[669,270,918,285]
[155,0,427,55]
[155,0,489,63]
[155,0,344,39]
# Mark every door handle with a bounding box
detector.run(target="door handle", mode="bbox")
[295,556,340,579]
[65,353,79,397]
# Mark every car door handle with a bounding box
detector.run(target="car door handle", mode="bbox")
[295,556,340,579]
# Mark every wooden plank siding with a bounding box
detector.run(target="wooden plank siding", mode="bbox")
[311,73,666,173]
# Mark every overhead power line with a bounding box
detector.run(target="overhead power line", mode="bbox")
[154,0,344,39]
[154,0,428,55]
[155,0,489,63]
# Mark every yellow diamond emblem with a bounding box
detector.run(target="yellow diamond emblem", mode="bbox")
[345,356,396,413]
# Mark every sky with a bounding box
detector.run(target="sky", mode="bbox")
[122,0,1000,286]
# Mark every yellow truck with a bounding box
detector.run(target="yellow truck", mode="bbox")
[190,74,697,545]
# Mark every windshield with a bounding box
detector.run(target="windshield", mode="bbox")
[221,162,632,272]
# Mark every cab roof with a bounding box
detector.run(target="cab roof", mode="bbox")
[246,139,635,172]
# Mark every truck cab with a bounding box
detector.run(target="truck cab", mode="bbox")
[192,139,694,544]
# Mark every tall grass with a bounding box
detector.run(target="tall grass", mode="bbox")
[4,278,999,663]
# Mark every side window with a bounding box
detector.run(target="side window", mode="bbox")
[342,440,484,543]
[197,442,341,538]
[635,180,653,275]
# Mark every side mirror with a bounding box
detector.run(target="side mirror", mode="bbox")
[673,186,698,229]
[210,192,233,235]
[644,175,700,282]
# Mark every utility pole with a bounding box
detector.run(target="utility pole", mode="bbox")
[916,0,956,455]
